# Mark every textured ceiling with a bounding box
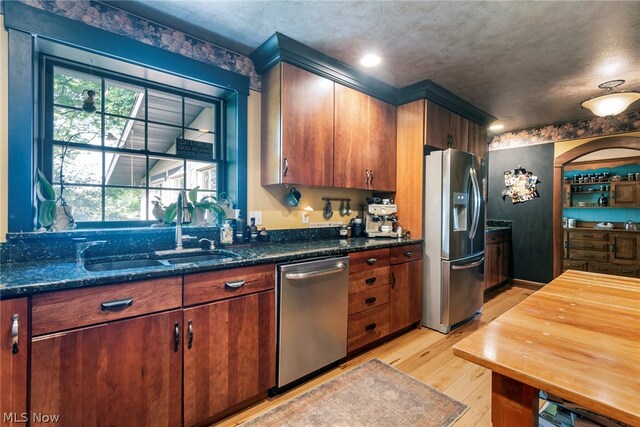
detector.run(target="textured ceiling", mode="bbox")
[108,1,640,133]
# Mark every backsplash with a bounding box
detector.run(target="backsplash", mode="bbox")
[18,0,261,91]
[0,226,344,263]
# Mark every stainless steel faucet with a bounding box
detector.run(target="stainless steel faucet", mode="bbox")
[175,190,195,250]
[75,240,107,265]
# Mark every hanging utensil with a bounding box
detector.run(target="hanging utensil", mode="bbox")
[339,200,346,216]
[346,200,352,215]
[323,200,333,219]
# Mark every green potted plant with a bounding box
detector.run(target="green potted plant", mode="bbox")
[162,187,226,226]
[36,169,75,231]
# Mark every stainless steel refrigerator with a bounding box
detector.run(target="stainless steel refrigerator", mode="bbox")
[422,149,486,333]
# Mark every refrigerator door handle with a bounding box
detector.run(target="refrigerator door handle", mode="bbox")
[451,257,485,270]
[469,167,481,239]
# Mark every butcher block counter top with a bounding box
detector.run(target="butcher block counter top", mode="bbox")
[453,270,640,426]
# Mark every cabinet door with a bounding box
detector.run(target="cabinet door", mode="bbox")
[281,63,334,186]
[1,298,28,427]
[368,96,397,191]
[610,181,639,207]
[389,260,423,333]
[183,291,275,426]
[484,243,500,289]
[609,233,639,265]
[467,121,487,158]
[31,310,182,427]
[450,114,469,152]
[425,100,450,150]
[334,83,370,189]
[499,241,511,284]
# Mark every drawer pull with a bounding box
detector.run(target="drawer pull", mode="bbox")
[593,266,607,271]
[620,269,632,274]
[391,272,396,289]
[366,258,378,265]
[224,280,245,289]
[174,322,180,352]
[187,320,194,349]
[404,251,414,258]
[582,234,594,238]
[365,323,377,332]
[581,244,594,249]
[365,277,377,285]
[365,297,377,304]
[100,298,133,311]
[581,254,592,259]
[11,314,19,354]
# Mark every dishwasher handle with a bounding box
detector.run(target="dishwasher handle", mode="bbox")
[284,263,346,280]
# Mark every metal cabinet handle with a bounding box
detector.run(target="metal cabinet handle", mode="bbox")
[365,169,370,185]
[370,170,374,185]
[581,244,594,249]
[447,133,453,147]
[225,280,245,289]
[365,277,377,285]
[366,258,377,265]
[581,254,592,259]
[100,298,133,311]
[583,234,594,238]
[593,266,607,271]
[11,314,19,354]
[620,269,632,273]
[365,323,377,331]
[283,158,289,177]
[173,322,180,352]
[391,272,396,289]
[187,320,193,349]
[404,251,414,258]
[365,297,377,304]
[497,247,502,256]
[610,244,615,253]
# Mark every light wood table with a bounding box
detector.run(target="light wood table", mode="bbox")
[453,270,640,426]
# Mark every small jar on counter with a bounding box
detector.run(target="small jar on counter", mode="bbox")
[339,225,348,237]
[220,221,233,245]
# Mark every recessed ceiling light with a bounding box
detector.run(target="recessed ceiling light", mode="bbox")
[360,54,381,67]
[489,123,505,131]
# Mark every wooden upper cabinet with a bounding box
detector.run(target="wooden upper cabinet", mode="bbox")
[335,84,370,190]
[261,62,334,186]
[1,298,28,427]
[334,83,397,191]
[610,181,639,207]
[425,100,485,156]
[467,120,488,159]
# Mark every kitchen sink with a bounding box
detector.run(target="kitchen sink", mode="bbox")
[84,258,165,272]
[83,249,241,272]
[162,250,241,264]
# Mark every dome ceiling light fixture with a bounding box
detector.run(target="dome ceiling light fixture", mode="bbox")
[581,80,640,117]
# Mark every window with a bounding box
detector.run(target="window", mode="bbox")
[43,60,224,225]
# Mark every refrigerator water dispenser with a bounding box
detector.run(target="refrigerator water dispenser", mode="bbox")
[452,192,468,231]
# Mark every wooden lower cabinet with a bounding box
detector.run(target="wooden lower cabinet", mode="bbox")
[1,298,28,427]
[389,260,423,333]
[31,310,183,427]
[564,229,640,276]
[183,291,275,426]
[485,231,511,290]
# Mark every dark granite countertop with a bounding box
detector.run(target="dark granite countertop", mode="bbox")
[0,237,422,299]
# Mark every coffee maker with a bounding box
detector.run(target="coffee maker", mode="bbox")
[365,201,398,237]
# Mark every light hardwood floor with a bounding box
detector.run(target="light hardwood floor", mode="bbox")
[216,284,536,426]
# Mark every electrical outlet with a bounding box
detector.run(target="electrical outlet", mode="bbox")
[248,211,262,226]
[302,212,309,223]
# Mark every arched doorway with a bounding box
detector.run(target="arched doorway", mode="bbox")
[552,136,640,278]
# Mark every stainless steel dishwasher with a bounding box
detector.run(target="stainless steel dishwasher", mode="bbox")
[276,256,349,389]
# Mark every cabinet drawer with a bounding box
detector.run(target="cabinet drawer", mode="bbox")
[569,240,609,251]
[563,260,587,271]
[347,303,390,352]
[348,285,390,315]
[568,231,608,240]
[32,277,182,336]
[568,249,609,262]
[349,248,390,273]
[184,264,275,306]
[485,231,510,245]
[349,266,390,294]
[390,244,423,264]
[589,263,639,277]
